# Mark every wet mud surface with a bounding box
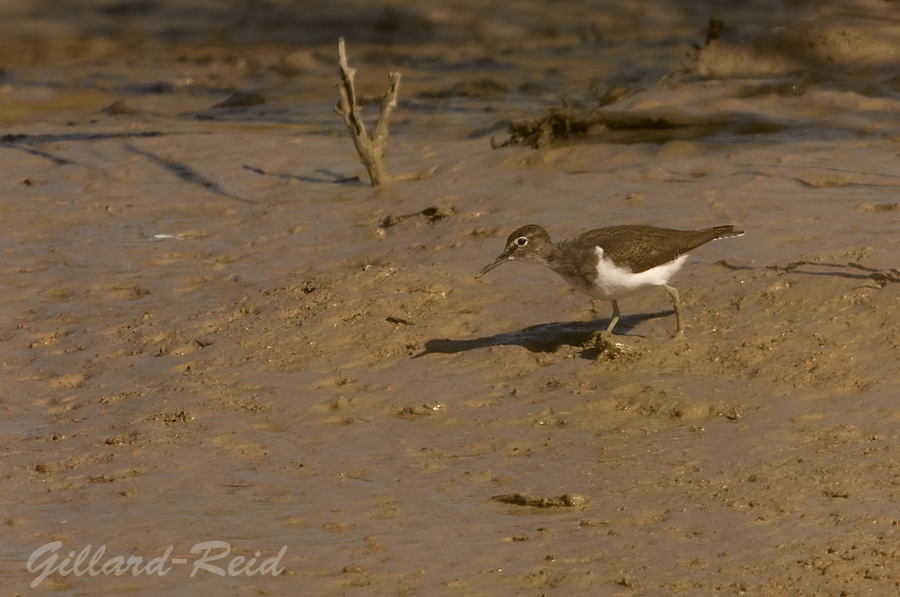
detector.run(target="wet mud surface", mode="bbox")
[3,0,900,594]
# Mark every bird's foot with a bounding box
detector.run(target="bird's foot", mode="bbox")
[588,331,639,360]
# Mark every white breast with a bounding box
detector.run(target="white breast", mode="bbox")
[573,248,688,301]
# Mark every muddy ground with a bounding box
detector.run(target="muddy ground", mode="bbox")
[3,0,900,595]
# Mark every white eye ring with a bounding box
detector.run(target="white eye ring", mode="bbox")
[515,237,528,246]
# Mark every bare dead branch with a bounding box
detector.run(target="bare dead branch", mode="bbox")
[334,38,401,186]
[372,72,401,148]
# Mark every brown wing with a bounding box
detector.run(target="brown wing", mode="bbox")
[564,225,739,273]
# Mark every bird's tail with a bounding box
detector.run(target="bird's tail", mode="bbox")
[711,225,745,240]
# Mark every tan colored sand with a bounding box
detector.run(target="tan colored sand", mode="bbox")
[3,0,900,594]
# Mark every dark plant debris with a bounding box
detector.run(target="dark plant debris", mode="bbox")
[381,206,455,228]
[492,493,589,508]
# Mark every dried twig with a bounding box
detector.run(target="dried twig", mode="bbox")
[334,37,401,185]
[495,105,787,149]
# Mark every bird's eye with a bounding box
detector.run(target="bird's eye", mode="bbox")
[515,237,528,246]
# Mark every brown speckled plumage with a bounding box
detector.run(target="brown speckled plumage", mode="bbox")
[476,223,743,336]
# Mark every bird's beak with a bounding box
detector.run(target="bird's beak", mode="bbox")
[475,249,512,279]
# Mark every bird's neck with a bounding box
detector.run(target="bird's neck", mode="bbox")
[540,247,565,271]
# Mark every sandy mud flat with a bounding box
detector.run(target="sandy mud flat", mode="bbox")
[2,1,900,594]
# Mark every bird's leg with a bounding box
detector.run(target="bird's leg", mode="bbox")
[588,299,638,358]
[605,300,620,333]
[663,284,685,337]
[585,300,619,348]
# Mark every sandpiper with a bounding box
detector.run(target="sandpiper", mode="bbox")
[476,223,744,336]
